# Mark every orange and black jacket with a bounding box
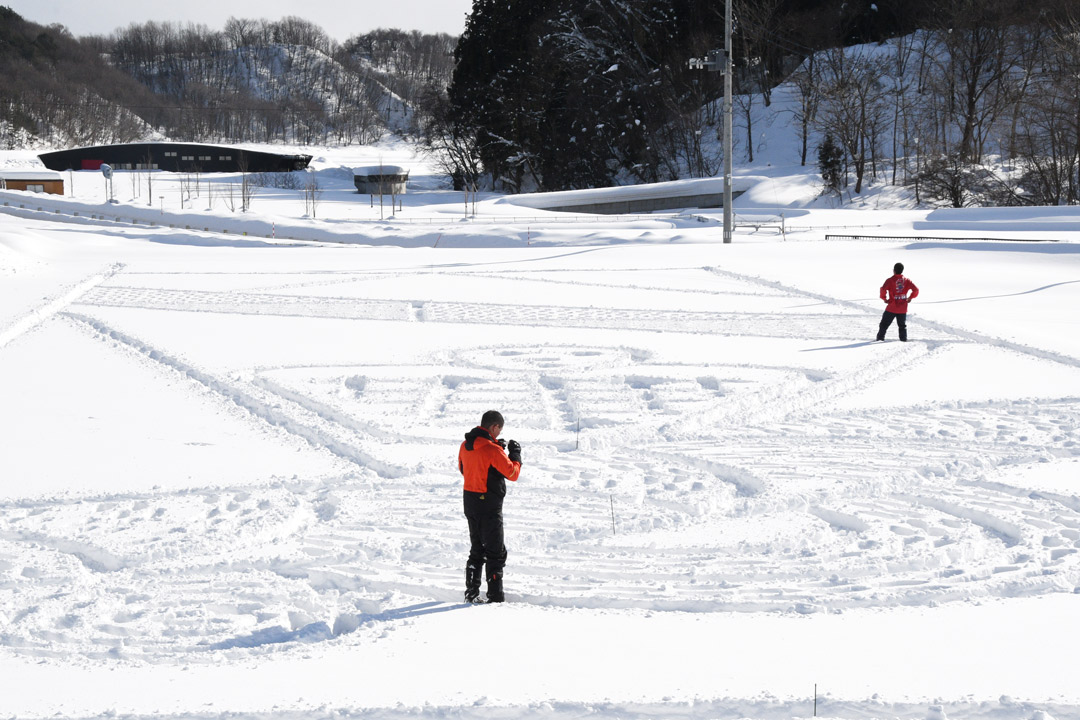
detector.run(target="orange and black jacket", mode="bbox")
[459,427,521,498]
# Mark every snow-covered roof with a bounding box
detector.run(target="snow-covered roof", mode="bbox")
[354,165,408,177]
[64,142,236,151]
[497,175,760,210]
[1,171,63,181]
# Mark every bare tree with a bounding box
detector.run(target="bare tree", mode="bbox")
[656,99,722,179]
[733,90,757,163]
[916,153,1007,207]
[926,0,1015,162]
[414,85,483,191]
[1010,10,1080,204]
[145,150,154,206]
[237,153,256,212]
[732,0,785,107]
[303,171,323,218]
[787,54,820,167]
[223,182,236,212]
[885,34,919,184]
[1002,22,1051,161]
[815,46,890,194]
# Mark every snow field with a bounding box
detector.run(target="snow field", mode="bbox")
[2,152,1080,718]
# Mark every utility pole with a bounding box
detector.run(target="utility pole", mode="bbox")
[723,0,733,244]
[688,0,734,243]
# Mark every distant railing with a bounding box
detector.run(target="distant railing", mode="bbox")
[825,234,1058,243]
[384,214,685,224]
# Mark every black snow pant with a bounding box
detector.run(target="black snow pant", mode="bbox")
[464,491,507,600]
[878,311,907,341]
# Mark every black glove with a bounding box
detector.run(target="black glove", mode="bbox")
[496,438,507,449]
[507,439,521,463]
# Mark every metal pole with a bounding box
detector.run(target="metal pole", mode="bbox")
[723,0,733,243]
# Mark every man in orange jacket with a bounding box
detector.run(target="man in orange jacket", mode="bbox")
[877,262,919,342]
[458,410,522,603]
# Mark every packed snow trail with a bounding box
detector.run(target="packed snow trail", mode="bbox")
[2,255,1077,667]
[0,263,122,349]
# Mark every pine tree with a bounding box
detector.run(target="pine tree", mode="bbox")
[818,133,844,195]
[448,0,724,191]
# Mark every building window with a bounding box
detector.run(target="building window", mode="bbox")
[28,184,44,193]
[182,156,194,161]
[219,155,232,161]
[164,152,177,157]
[199,155,212,161]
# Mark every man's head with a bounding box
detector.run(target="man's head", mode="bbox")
[481,410,505,438]
[894,262,904,275]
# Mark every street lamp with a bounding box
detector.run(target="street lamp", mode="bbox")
[688,0,733,243]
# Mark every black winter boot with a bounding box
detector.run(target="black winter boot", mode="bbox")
[465,562,483,603]
[486,569,505,603]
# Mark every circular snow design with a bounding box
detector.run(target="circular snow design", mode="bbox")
[2,269,1077,663]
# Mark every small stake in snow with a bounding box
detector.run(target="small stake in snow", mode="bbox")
[610,495,616,535]
[814,683,817,717]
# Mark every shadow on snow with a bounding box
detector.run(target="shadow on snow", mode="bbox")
[206,601,471,651]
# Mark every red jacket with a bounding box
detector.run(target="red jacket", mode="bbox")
[459,427,521,495]
[881,274,919,314]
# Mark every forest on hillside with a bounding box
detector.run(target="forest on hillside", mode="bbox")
[5,0,1080,206]
[0,8,455,149]
[441,0,1080,206]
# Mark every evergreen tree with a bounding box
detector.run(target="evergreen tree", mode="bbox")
[817,132,845,195]
[449,0,556,191]
[448,0,726,191]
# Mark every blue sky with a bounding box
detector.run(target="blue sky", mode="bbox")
[7,0,473,39]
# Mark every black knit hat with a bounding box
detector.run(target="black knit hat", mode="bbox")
[894,262,904,274]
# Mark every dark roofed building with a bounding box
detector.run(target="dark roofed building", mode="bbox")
[38,143,311,173]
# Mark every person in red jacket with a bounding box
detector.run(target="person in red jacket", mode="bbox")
[458,410,521,603]
[877,262,919,342]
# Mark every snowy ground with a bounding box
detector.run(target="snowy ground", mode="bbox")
[1,144,1080,720]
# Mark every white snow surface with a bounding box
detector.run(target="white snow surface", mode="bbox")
[1,142,1080,720]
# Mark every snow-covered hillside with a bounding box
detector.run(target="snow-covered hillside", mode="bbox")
[1,143,1079,720]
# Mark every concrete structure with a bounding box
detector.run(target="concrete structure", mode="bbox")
[497,176,757,215]
[0,171,64,195]
[539,191,739,215]
[38,143,311,173]
[354,165,409,195]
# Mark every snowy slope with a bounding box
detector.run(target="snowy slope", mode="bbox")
[1,143,1079,720]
